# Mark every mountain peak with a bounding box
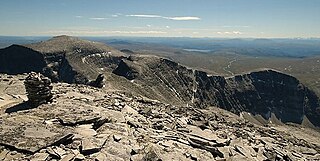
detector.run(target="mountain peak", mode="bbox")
[50,35,80,41]
[24,36,124,57]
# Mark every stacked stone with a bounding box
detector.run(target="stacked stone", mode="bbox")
[24,72,53,107]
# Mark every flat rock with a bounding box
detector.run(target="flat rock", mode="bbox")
[74,153,85,160]
[75,124,97,137]
[0,114,73,154]
[60,153,75,161]
[121,105,138,115]
[30,152,49,161]
[81,138,101,155]
[97,123,129,137]
[100,141,131,160]
[101,109,125,123]
[25,100,106,126]
[187,125,219,141]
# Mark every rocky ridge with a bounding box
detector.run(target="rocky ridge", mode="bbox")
[0,74,320,161]
[0,36,319,127]
[113,55,320,127]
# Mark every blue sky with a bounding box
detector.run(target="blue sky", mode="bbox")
[0,0,319,38]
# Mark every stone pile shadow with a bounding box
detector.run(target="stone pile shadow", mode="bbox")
[5,101,35,113]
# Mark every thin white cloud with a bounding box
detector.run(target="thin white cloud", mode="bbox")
[165,16,200,20]
[232,31,243,34]
[166,26,170,28]
[217,31,243,35]
[75,16,83,18]
[111,13,122,17]
[147,24,152,27]
[126,14,200,21]
[89,17,108,20]
[127,14,162,18]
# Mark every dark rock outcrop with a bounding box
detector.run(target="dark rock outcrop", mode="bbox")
[113,58,142,80]
[88,74,105,88]
[0,45,46,74]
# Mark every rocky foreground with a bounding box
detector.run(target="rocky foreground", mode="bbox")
[0,74,319,161]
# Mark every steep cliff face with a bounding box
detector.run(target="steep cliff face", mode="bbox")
[194,70,320,126]
[112,55,320,126]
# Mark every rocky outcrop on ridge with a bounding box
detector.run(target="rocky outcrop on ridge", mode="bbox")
[0,74,319,161]
[88,74,105,88]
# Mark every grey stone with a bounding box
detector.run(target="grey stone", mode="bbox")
[81,138,101,155]
[74,153,85,160]
[60,153,75,161]
[113,134,122,142]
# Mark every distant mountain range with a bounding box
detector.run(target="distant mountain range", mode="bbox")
[1,36,320,58]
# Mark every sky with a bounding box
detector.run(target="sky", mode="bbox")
[0,0,320,38]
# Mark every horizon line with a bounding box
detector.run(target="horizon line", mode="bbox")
[0,35,320,40]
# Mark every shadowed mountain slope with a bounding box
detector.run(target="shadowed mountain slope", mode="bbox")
[0,45,46,74]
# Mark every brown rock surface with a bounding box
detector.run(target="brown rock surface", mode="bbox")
[0,74,319,160]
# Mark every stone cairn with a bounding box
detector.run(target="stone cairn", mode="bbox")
[24,72,53,107]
